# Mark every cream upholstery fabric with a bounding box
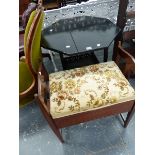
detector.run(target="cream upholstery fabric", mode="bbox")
[49,61,135,118]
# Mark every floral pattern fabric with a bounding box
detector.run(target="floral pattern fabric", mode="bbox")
[49,61,135,118]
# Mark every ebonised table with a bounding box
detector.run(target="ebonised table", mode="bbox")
[41,16,120,69]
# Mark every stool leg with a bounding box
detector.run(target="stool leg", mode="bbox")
[124,103,135,128]
[104,47,108,62]
[35,95,64,143]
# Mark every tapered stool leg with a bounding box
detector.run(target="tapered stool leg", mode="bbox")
[124,103,135,128]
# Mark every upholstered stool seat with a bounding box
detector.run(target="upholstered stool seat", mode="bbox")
[49,61,135,119]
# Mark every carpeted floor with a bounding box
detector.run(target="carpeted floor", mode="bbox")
[19,42,135,155]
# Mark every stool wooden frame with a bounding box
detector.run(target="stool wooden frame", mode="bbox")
[35,41,135,143]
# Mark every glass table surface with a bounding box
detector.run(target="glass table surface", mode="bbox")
[41,16,120,55]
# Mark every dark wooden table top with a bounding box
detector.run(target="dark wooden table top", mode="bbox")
[41,16,120,55]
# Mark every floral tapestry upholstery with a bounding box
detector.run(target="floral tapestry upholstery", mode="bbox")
[49,61,135,119]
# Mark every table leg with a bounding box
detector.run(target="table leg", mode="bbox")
[113,33,121,61]
[48,50,58,72]
[112,41,117,61]
[59,53,66,70]
[104,47,108,62]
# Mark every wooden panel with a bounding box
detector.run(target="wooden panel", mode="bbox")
[55,100,134,128]
[112,0,129,61]
[123,30,135,41]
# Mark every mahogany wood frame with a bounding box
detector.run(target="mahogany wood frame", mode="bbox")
[123,10,135,42]
[113,0,129,61]
[35,41,135,143]
[113,0,135,61]
[20,6,48,104]
[20,8,42,103]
